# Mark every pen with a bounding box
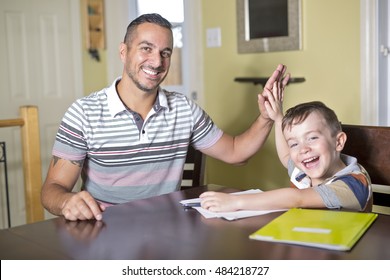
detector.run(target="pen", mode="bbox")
[182,202,201,208]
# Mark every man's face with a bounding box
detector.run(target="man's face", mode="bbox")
[121,23,173,93]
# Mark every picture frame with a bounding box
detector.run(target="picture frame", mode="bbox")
[236,0,302,53]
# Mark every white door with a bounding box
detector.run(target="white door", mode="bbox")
[0,0,83,228]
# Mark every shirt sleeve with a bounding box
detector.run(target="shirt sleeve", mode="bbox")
[314,173,371,211]
[52,101,88,161]
[187,97,223,150]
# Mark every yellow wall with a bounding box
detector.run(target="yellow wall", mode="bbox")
[82,49,108,94]
[201,0,361,190]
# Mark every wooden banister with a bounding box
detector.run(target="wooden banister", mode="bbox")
[0,106,44,223]
[0,118,24,128]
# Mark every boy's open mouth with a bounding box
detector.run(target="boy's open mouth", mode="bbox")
[302,156,319,168]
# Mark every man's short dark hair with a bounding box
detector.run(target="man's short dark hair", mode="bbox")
[123,13,172,44]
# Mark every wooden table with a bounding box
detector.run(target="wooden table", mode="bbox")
[1,185,389,260]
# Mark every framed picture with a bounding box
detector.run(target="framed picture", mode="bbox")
[236,0,302,53]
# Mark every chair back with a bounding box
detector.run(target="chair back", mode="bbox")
[341,124,390,214]
[181,145,205,189]
[0,106,44,223]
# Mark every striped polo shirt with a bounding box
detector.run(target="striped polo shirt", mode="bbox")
[53,78,223,204]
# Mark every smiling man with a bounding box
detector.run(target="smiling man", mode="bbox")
[41,13,290,221]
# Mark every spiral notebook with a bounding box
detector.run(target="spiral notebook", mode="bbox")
[249,208,378,251]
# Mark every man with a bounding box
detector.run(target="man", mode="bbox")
[41,13,289,221]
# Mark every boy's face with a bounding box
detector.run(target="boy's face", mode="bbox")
[283,112,346,186]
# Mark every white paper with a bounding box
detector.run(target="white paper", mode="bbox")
[179,189,286,221]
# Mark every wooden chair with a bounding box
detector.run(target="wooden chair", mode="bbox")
[181,145,205,189]
[341,124,390,215]
[0,106,44,223]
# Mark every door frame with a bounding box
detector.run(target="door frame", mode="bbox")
[360,0,379,125]
[360,0,389,126]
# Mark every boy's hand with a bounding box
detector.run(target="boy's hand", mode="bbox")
[199,191,241,212]
[258,64,290,120]
[263,81,284,123]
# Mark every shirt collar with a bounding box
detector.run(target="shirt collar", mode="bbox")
[156,88,168,112]
[107,77,126,118]
[106,77,168,118]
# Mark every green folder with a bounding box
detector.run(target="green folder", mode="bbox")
[249,208,378,251]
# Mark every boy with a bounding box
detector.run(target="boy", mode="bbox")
[200,89,372,212]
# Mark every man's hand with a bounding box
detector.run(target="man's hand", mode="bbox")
[61,191,105,221]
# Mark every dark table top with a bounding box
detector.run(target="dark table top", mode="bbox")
[1,185,389,260]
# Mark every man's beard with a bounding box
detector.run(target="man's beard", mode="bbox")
[127,68,167,93]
